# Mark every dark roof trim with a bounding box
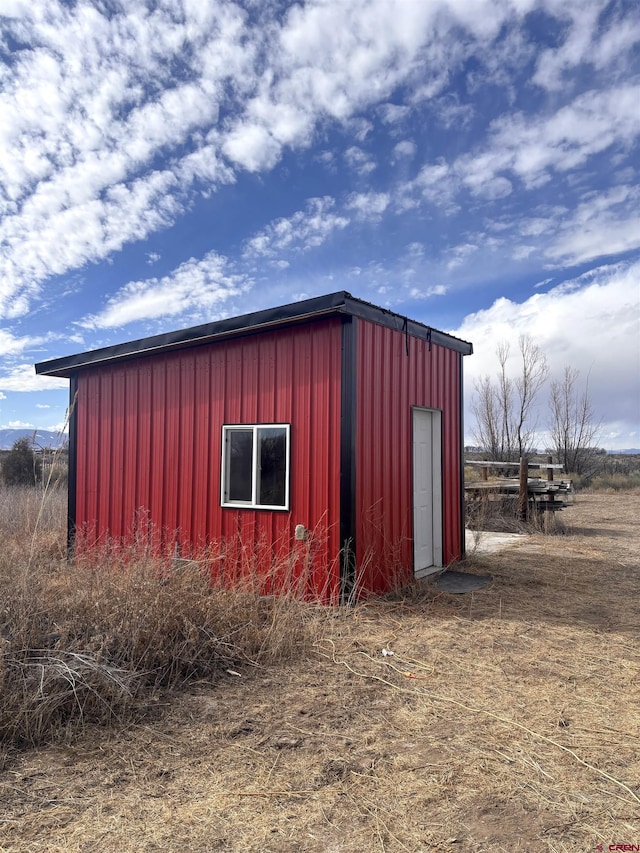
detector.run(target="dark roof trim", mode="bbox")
[344,295,472,356]
[35,291,473,378]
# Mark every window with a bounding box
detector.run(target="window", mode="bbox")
[221,424,290,510]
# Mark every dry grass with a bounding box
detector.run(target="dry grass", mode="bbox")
[0,483,66,541]
[0,485,318,756]
[1,490,639,851]
[590,472,640,491]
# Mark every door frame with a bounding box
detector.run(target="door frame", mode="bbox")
[411,406,443,578]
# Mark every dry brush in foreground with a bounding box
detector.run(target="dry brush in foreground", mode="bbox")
[0,486,320,757]
[1,491,639,852]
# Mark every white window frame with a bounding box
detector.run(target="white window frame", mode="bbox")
[221,424,291,511]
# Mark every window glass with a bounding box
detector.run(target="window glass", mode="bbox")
[257,427,286,506]
[227,429,253,502]
[222,424,289,510]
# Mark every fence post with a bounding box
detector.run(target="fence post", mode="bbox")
[519,456,528,521]
[547,455,554,483]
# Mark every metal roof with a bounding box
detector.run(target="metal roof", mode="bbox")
[35,291,473,378]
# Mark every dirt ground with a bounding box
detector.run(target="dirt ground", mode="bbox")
[1,493,639,853]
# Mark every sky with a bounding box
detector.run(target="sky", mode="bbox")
[0,0,639,450]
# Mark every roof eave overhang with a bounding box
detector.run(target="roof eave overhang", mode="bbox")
[35,291,472,379]
[35,307,344,378]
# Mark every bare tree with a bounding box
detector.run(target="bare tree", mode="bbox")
[514,335,549,457]
[472,335,549,460]
[472,374,502,459]
[496,341,515,459]
[549,367,602,477]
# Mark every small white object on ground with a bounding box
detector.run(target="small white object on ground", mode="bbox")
[465,529,528,554]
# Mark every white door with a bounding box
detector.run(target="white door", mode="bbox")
[412,408,443,577]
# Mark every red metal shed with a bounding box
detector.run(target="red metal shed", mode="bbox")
[36,292,472,601]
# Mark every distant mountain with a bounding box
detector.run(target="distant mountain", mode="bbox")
[608,449,640,455]
[0,429,67,451]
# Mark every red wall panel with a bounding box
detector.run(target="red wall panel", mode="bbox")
[356,320,464,594]
[74,318,343,601]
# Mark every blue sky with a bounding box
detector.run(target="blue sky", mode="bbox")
[1,0,639,449]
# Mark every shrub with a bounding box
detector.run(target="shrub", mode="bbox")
[590,471,640,492]
[561,472,587,491]
[1,437,41,486]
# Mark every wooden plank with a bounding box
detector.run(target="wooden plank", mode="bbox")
[465,460,564,468]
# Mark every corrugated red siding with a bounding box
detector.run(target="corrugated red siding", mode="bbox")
[356,320,463,594]
[74,318,343,601]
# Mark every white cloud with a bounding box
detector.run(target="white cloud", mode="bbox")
[392,140,417,160]
[411,160,459,212]
[545,184,640,265]
[342,117,373,143]
[0,328,51,356]
[447,243,479,269]
[512,245,535,261]
[36,403,50,409]
[0,168,184,318]
[225,0,556,170]
[0,1,249,316]
[0,364,68,392]
[519,217,555,238]
[344,146,376,176]
[222,123,282,172]
[0,3,248,201]
[275,0,440,117]
[406,84,640,215]
[406,242,425,258]
[378,103,411,124]
[346,192,390,220]
[3,0,431,313]
[430,95,475,130]
[487,86,640,189]
[590,13,640,71]
[0,392,6,400]
[483,185,640,269]
[409,285,448,298]
[243,197,349,259]
[5,420,35,429]
[549,215,640,267]
[532,2,639,91]
[80,251,249,330]
[453,260,640,449]
[46,421,69,434]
